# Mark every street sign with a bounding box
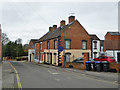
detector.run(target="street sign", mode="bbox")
[58,46,64,52]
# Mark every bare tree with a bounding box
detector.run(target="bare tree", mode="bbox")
[15,38,22,44]
[2,33,10,45]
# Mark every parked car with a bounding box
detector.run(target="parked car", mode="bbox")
[72,57,84,64]
[93,56,116,63]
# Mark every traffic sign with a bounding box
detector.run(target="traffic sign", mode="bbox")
[58,46,64,52]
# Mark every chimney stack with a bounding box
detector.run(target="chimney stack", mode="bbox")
[68,16,75,23]
[60,20,66,27]
[53,25,57,31]
[49,27,52,32]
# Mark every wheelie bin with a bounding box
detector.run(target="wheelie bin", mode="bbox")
[85,61,91,71]
[91,61,96,71]
[102,61,109,72]
[95,61,102,72]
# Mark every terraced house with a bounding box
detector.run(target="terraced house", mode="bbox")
[28,39,38,62]
[34,16,92,66]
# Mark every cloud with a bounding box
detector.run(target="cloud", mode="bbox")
[1,2,118,44]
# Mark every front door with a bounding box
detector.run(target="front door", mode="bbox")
[117,53,120,62]
[30,54,31,62]
[50,53,52,64]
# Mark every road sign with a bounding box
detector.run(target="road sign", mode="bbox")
[58,46,64,52]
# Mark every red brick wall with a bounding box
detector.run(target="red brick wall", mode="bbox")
[35,43,40,59]
[105,32,120,40]
[104,32,120,51]
[28,40,35,49]
[61,20,91,50]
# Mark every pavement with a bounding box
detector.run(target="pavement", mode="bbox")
[2,61,17,89]
[30,61,119,83]
[0,62,2,90]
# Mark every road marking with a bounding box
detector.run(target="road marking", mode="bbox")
[9,62,22,90]
[55,78,60,82]
[48,70,59,75]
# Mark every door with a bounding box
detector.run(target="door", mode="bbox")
[30,54,31,62]
[50,53,52,64]
[117,53,120,62]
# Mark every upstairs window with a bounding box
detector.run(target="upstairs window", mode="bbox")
[47,41,49,49]
[94,41,97,49]
[65,39,71,49]
[54,40,57,49]
[82,40,87,50]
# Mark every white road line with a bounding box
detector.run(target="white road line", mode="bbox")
[48,70,59,75]
[55,78,60,82]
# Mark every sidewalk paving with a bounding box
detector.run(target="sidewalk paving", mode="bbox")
[2,61,16,88]
[29,61,118,84]
[0,63,2,90]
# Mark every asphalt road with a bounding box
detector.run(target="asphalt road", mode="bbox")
[10,61,118,88]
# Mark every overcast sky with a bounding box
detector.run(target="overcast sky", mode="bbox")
[0,1,118,44]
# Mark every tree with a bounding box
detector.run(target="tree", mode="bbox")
[2,33,10,45]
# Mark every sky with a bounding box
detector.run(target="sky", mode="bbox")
[0,0,119,44]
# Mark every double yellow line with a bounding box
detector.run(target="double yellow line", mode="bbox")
[9,62,22,90]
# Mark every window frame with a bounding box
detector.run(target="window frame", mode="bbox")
[47,41,49,49]
[82,40,87,50]
[65,39,71,49]
[54,39,57,49]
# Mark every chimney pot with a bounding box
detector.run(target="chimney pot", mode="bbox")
[53,25,57,31]
[49,27,52,32]
[60,20,66,27]
[68,16,75,23]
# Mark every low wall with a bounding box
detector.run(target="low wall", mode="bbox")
[65,62,86,70]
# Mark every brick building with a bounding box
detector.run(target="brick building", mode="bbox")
[0,24,1,61]
[103,32,120,62]
[28,39,38,62]
[35,16,92,66]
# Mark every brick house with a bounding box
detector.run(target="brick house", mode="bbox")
[35,16,91,66]
[103,32,120,62]
[28,39,38,62]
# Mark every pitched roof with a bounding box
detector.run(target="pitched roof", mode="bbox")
[104,40,120,50]
[38,20,75,42]
[108,32,120,35]
[89,34,100,40]
[30,39,38,44]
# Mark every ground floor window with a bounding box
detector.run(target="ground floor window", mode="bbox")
[94,52,97,58]
[66,54,70,62]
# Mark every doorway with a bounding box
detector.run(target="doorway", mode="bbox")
[30,54,31,62]
[117,53,120,62]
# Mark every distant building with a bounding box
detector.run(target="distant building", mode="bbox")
[28,39,38,62]
[103,32,120,62]
[24,44,29,52]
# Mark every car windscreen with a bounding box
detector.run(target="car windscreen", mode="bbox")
[110,57,115,59]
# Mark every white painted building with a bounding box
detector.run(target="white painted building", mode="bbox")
[28,49,35,62]
[90,34,101,59]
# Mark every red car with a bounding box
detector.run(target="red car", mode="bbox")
[93,56,116,63]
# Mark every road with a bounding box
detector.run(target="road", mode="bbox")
[10,61,118,88]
